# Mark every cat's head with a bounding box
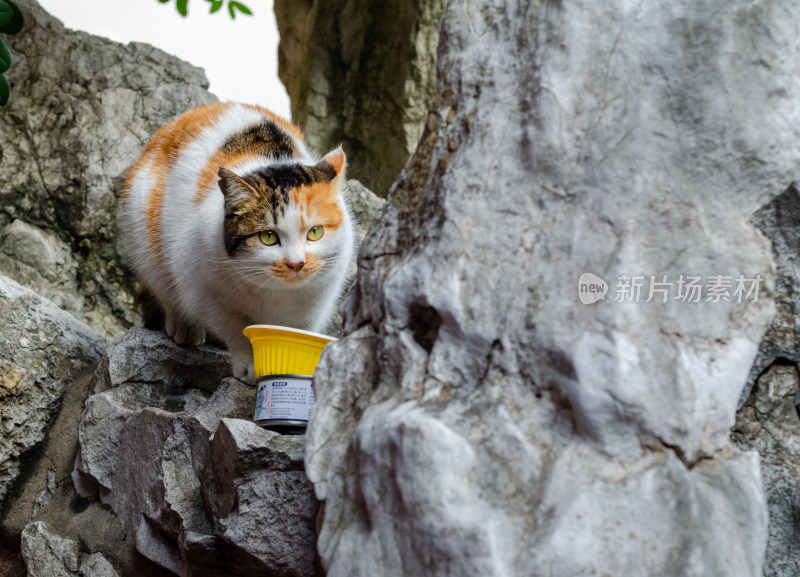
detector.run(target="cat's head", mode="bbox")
[217,147,349,286]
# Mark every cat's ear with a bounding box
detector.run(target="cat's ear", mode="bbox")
[320,146,347,181]
[218,167,258,208]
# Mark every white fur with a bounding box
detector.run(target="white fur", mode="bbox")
[119,103,355,382]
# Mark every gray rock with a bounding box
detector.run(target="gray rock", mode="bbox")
[734,364,800,577]
[0,371,155,577]
[346,180,386,249]
[0,0,217,337]
[0,219,84,317]
[323,180,385,337]
[203,419,317,577]
[92,326,232,394]
[732,184,800,577]
[20,521,119,577]
[0,274,107,504]
[306,1,800,576]
[275,0,447,196]
[21,522,80,577]
[743,186,800,407]
[75,329,318,577]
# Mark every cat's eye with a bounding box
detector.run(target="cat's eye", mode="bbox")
[307,226,324,241]
[259,230,279,246]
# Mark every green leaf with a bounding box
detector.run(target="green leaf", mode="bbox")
[207,0,223,14]
[0,0,23,35]
[0,73,9,106]
[228,1,252,19]
[0,37,9,74]
[176,0,188,16]
[157,0,170,3]
[0,3,12,28]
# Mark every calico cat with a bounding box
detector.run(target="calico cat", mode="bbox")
[119,102,355,382]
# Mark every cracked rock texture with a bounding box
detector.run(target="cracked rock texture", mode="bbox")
[734,365,800,577]
[0,274,107,505]
[306,2,800,576]
[0,0,217,338]
[73,329,319,577]
[275,0,447,196]
[0,369,165,577]
[21,521,119,577]
[732,185,800,577]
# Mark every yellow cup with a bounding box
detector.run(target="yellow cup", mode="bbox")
[242,325,337,378]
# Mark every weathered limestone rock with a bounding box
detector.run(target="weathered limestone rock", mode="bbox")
[274,0,447,195]
[21,522,119,577]
[0,274,107,504]
[0,0,217,337]
[306,2,800,576]
[75,329,318,577]
[0,2,386,577]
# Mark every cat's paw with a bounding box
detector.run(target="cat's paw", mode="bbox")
[231,355,256,386]
[166,315,205,346]
[185,325,206,346]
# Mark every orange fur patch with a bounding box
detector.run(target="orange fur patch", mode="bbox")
[290,182,344,231]
[269,254,323,282]
[196,151,262,202]
[132,103,231,267]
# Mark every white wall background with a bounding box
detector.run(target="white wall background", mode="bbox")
[36,0,291,118]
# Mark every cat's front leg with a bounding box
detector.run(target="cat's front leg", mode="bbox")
[220,328,256,384]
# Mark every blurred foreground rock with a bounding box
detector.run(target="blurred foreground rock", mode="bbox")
[306,2,800,577]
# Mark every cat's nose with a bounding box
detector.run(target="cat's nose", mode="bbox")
[287,261,305,272]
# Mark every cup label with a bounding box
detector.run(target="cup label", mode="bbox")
[253,376,314,423]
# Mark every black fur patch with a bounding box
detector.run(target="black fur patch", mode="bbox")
[139,285,165,330]
[220,120,296,159]
[254,164,313,191]
[243,161,338,223]
[222,196,275,256]
[218,169,275,256]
